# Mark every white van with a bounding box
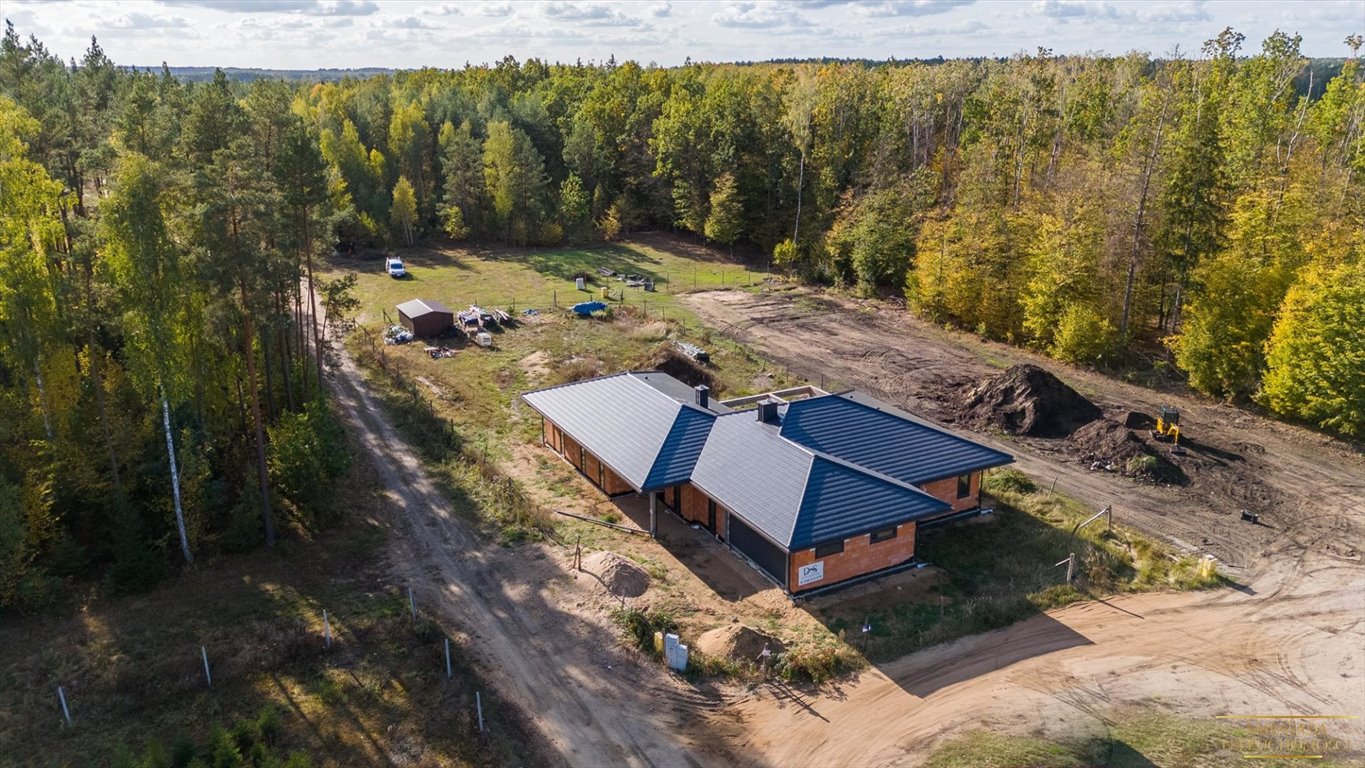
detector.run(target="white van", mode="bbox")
[385,257,407,278]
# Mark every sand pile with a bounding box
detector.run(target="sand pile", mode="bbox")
[694,625,784,663]
[1070,419,1185,485]
[581,551,650,598]
[959,364,1101,437]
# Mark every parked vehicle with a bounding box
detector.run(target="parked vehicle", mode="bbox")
[385,257,407,278]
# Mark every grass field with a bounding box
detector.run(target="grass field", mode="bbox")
[329,237,1225,687]
[0,449,536,767]
[818,469,1222,663]
[923,706,1358,768]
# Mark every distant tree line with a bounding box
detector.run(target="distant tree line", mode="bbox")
[0,22,1361,608]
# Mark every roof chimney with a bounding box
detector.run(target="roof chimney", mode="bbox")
[756,398,780,424]
[694,384,709,409]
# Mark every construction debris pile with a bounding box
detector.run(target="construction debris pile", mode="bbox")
[1069,420,1186,484]
[644,342,717,392]
[958,364,1101,437]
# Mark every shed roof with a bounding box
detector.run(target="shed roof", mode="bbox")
[779,392,1014,484]
[521,372,719,491]
[692,414,950,550]
[396,298,454,318]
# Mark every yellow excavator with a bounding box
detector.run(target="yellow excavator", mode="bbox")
[1153,405,1185,455]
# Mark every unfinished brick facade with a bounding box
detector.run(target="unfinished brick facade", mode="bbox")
[542,418,633,496]
[919,470,981,513]
[787,522,918,594]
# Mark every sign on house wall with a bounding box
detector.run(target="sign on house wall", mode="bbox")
[798,560,825,586]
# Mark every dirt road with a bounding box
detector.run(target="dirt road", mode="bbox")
[329,348,739,768]
[685,288,1365,764]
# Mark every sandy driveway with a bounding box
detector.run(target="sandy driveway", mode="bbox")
[329,347,739,768]
[684,288,1365,764]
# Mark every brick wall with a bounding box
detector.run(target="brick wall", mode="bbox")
[679,483,726,538]
[541,418,635,496]
[787,521,918,593]
[920,470,980,512]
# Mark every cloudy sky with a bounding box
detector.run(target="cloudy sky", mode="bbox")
[3,0,1361,69]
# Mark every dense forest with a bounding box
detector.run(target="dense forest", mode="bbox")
[1,22,1362,609]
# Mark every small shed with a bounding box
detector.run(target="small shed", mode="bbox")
[397,299,454,337]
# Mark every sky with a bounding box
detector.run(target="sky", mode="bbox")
[2,0,1362,70]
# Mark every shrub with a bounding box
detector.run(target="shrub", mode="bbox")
[986,469,1037,495]
[611,607,677,656]
[1126,454,1159,474]
[1051,303,1114,366]
[775,642,858,684]
[268,398,350,517]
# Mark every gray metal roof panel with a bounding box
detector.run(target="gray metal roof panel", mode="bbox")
[780,393,1013,484]
[633,371,731,413]
[522,373,716,490]
[396,298,454,317]
[691,414,812,546]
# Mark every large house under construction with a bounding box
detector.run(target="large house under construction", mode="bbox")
[522,372,1012,595]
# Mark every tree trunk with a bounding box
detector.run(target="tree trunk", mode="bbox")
[1120,91,1171,341]
[161,390,193,565]
[240,280,276,548]
[305,208,323,395]
[262,331,276,420]
[33,360,54,442]
[793,151,804,244]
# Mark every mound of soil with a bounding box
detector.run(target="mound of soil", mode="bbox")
[645,343,719,393]
[581,551,650,598]
[959,364,1101,437]
[1070,419,1185,485]
[694,624,784,663]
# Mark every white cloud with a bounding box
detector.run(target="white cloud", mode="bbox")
[319,0,379,15]
[422,2,464,15]
[157,0,378,13]
[158,0,318,10]
[712,2,810,29]
[477,2,514,16]
[541,2,643,26]
[110,12,193,29]
[853,0,975,17]
[648,2,672,17]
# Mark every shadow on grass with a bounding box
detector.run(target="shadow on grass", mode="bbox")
[480,243,671,285]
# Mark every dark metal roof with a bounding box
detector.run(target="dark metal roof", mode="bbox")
[692,414,950,550]
[521,372,717,491]
[396,298,454,318]
[780,392,1014,484]
[632,371,731,414]
[524,372,1007,550]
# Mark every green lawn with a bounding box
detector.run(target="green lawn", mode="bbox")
[339,238,775,330]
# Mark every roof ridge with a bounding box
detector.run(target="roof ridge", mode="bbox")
[796,389,1011,461]
[521,370,632,397]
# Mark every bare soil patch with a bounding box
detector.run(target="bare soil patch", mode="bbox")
[683,287,1365,765]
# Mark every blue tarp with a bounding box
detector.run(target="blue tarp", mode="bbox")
[571,301,608,316]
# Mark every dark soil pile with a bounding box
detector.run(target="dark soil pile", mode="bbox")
[959,364,1101,437]
[1070,419,1186,485]
[694,624,784,663]
[645,343,719,393]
